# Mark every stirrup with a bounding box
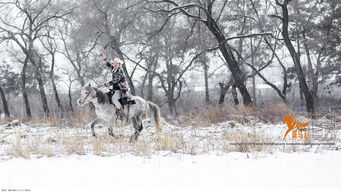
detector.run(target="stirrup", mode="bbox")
[116,109,124,119]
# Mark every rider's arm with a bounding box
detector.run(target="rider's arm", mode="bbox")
[104,69,124,87]
[105,60,113,69]
[103,57,114,70]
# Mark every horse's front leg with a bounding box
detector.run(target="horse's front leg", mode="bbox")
[108,117,119,139]
[90,118,100,137]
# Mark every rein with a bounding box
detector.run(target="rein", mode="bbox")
[83,90,97,103]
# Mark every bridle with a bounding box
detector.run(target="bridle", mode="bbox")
[82,89,97,103]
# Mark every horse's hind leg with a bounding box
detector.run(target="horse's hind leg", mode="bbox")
[108,118,119,139]
[130,115,143,143]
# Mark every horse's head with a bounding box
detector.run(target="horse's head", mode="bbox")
[77,82,97,106]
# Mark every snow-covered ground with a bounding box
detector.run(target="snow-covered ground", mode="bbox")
[1,151,341,191]
[0,117,340,191]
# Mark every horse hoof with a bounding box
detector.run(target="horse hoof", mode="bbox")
[129,137,137,143]
[109,133,119,139]
[92,134,97,138]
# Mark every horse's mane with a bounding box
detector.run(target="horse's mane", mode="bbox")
[94,88,108,104]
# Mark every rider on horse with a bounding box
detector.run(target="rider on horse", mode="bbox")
[99,50,130,115]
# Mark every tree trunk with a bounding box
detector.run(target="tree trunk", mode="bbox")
[0,86,10,118]
[21,56,32,118]
[51,77,62,110]
[147,72,154,101]
[50,53,63,110]
[312,56,322,108]
[218,79,233,105]
[219,83,228,105]
[68,83,74,113]
[29,49,50,117]
[204,20,252,106]
[203,61,210,103]
[147,57,158,101]
[36,74,50,116]
[122,62,135,95]
[303,30,319,109]
[77,70,85,86]
[167,91,176,114]
[250,36,257,107]
[279,0,315,115]
[252,76,257,107]
[157,0,252,105]
[232,84,239,106]
[299,83,304,111]
[140,72,148,98]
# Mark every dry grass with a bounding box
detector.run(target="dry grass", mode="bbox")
[16,107,96,128]
[64,135,86,155]
[222,129,273,153]
[259,103,294,122]
[0,102,310,130]
[155,133,184,153]
[67,107,97,127]
[1,103,339,159]
[91,137,105,156]
[3,122,337,159]
[9,134,30,158]
[131,138,153,157]
[173,102,296,128]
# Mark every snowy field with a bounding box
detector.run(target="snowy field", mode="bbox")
[1,151,341,191]
[0,116,340,191]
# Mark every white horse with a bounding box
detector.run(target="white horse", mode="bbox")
[77,82,161,143]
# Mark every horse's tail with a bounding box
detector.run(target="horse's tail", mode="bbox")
[147,101,162,132]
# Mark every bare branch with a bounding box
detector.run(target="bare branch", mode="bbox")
[146,11,181,40]
[216,0,228,22]
[268,14,283,20]
[147,0,206,22]
[176,46,219,83]
[231,47,287,103]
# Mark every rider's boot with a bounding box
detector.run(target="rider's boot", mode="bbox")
[116,108,124,119]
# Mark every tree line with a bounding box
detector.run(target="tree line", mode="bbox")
[0,0,340,118]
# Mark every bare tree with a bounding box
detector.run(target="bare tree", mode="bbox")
[291,0,340,109]
[148,0,264,106]
[0,0,73,117]
[273,0,315,115]
[40,31,63,110]
[127,23,201,113]
[61,68,77,112]
[78,0,147,95]
[0,86,10,118]
[0,62,20,118]
[218,78,234,105]
[137,51,159,101]
[58,22,100,87]
[249,0,290,102]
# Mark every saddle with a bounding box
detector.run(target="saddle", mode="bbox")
[118,97,136,106]
[107,91,135,122]
[107,91,136,106]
